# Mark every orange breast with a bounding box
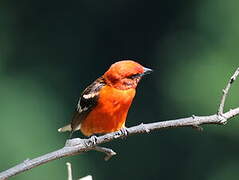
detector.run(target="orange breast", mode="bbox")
[80,85,136,136]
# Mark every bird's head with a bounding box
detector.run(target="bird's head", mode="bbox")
[103,60,152,90]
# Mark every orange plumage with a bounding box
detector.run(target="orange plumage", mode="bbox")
[58,60,152,137]
[80,85,135,136]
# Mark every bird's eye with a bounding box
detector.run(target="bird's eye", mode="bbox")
[128,74,141,79]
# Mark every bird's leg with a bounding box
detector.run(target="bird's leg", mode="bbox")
[69,130,74,139]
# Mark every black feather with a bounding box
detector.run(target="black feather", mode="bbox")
[71,77,106,131]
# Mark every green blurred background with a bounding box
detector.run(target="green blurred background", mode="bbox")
[1,0,239,179]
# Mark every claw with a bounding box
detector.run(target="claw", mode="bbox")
[114,128,129,139]
[120,127,128,136]
[86,135,98,146]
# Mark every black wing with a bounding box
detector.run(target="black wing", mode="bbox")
[71,77,105,131]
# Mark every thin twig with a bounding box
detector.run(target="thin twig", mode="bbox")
[218,67,239,115]
[66,162,72,180]
[79,175,93,180]
[0,67,239,180]
[1,108,239,180]
[92,146,117,161]
[66,162,93,180]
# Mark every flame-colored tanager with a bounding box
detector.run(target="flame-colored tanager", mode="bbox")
[58,60,152,136]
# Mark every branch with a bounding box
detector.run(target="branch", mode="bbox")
[218,67,239,115]
[93,146,116,161]
[66,162,73,180]
[66,162,93,180]
[1,67,239,180]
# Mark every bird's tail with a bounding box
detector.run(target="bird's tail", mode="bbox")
[58,124,72,132]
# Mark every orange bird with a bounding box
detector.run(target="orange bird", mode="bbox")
[58,60,152,137]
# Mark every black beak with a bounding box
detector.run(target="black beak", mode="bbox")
[142,67,153,75]
[129,67,153,79]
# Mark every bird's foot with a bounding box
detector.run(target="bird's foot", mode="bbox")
[120,127,129,136]
[114,127,129,139]
[86,135,98,147]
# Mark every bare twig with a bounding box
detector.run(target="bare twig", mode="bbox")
[66,162,93,180]
[218,67,239,115]
[79,175,93,180]
[92,146,116,161]
[66,162,72,180]
[1,67,239,180]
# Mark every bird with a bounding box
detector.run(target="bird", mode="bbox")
[58,60,152,137]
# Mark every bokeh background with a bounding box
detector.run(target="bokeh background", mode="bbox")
[1,0,239,179]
